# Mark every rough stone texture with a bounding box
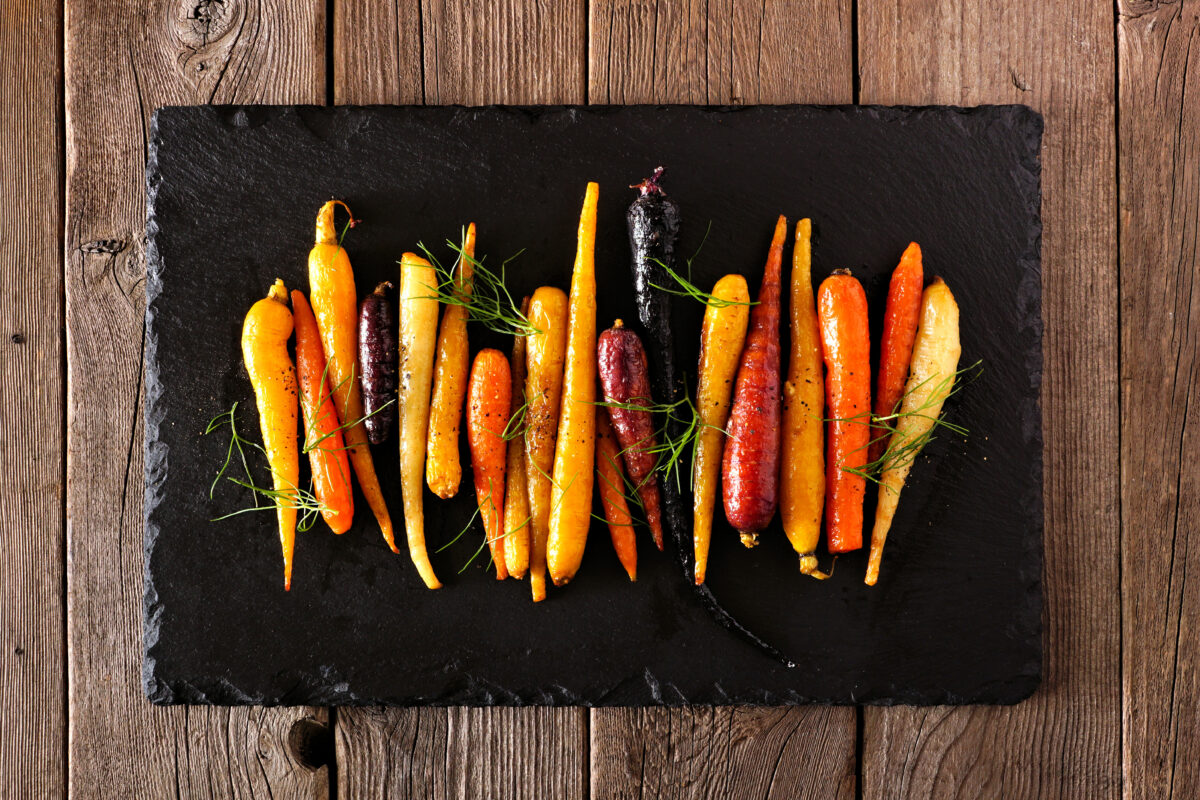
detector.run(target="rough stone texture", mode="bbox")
[144,104,1042,706]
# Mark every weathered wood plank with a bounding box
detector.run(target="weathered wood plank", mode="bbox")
[65,0,329,796]
[1118,2,1200,798]
[331,2,590,796]
[586,2,857,797]
[858,2,1121,797]
[0,2,65,796]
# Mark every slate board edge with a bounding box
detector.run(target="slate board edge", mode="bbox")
[142,104,1045,707]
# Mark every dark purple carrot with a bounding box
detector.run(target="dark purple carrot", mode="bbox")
[598,319,665,550]
[358,281,397,444]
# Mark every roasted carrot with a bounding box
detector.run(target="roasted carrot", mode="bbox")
[780,219,828,577]
[242,279,299,590]
[398,251,443,589]
[598,319,664,550]
[817,269,871,554]
[307,201,397,553]
[547,182,599,587]
[722,215,787,547]
[467,349,512,579]
[427,223,476,498]
[692,274,751,584]
[869,242,924,465]
[503,299,532,579]
[524,287,569,601]
[866,278,961,585]
[291,289,354,535]
[596,412,637,581]
[358,282,398,444]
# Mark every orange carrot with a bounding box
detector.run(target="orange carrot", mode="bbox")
[503,298,532,579]
[467,348,511,579]
[595,412,637,581]
[291,290,354,535]
[817,269,871,553]
[722,215,787,547]
[869,242,924,464]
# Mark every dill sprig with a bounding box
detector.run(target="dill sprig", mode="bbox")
[649,222,757,309]
[842,360,982,484]
[205,402,331,532]
[416,229,539,337]
[298,361,395,456]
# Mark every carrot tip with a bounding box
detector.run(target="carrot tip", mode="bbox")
[799,554,832,581]
[739,532,760,549]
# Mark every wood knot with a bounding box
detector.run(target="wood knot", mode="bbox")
[80,238,128,255]
[287,717,333,771]
[10,333,25,344]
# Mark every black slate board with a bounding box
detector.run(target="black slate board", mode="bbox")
[144,104,1043,706]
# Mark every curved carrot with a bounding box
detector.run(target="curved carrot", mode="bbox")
[291,290,354,535]
[242,279,298,590]
[866,278,960,585]
[817,269,871,553]
[467,348,511,579]
[398,251,443,589]
[722,215,787,547]
[524,287,569,601]
[427,223,476,498]
[780,219,828,577]
[307,201,397,553]
[547,182,599,587]
[596,412,637,581]
[503,300,532,579]
[692,274,750,585]
[869,242,924,465]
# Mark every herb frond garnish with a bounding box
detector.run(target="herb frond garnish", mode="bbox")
[415,228,540,337]
[205,402,330,531]
[299,361,395,455]
[841,360,982,485]
[502,395,529,442]
[649,222,757,308]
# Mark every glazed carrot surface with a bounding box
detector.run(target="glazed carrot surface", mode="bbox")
[242,279,299,589]
[870,242,924,465]
[691,275,751,584]
[427,223,477,499]
[722,216,787,547]
[596,412,638,581]
[547,182,599,587]
[503,300,532,579]
[779,219,828,577]
[467,348,512,579]
[523,287,569,601]
[817,269,871,554]
[307,201,397,553]
[291,289,354,535]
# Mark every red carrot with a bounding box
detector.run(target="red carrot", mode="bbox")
[818,270,871,553]
[597,320,664,550]
[722,215,787,546]
[869,242,924,464]
[467,348,512,579]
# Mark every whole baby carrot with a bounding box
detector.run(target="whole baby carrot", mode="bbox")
[595,412,638,581]
[291,289,354,535]
[869,242,924,464]
[467,348,512,579]
[817,269,871,553]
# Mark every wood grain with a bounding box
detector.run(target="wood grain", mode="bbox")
[0,2,64,796]
[65,0,328,796]
[858,1,1121,797]
[1118,1,1200,798]
[331,2,589,796]
[586,2,857,797]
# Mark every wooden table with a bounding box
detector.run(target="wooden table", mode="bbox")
[2,0,1192,796]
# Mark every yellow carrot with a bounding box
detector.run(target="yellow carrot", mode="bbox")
[547,182,599,587]
[242,279,299,590]
[524,287,569,602]
[780,219,828,578]
[692,274,751,585]
[865,277,961,586]
[308,201,397,552]
[503,299,532,578]
[398,252,443,590]
[426,223,476,498]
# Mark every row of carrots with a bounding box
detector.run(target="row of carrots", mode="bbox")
[239,176,962,594]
